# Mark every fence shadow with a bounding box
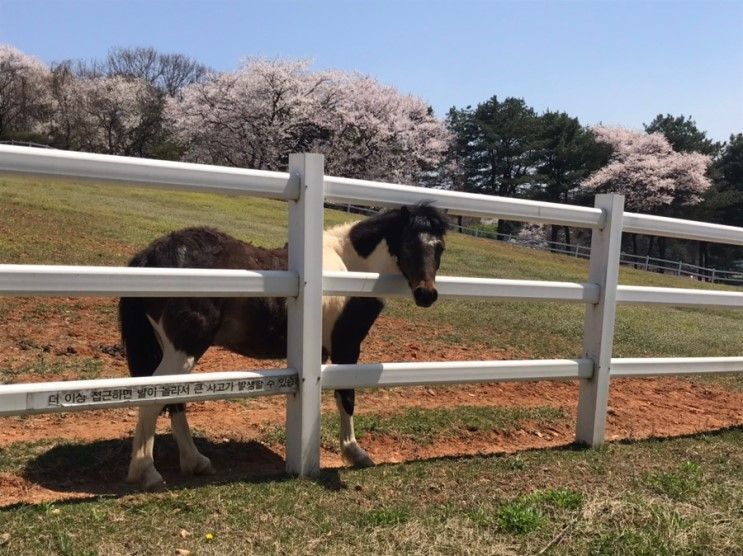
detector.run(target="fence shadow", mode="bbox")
[20,435,288,498]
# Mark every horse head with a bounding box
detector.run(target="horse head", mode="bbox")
[393,202,448,307]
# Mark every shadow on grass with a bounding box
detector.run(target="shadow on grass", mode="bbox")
[12,425,741,509]
[20,435,287,498]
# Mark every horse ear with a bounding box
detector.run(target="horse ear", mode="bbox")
[400,205,409,220]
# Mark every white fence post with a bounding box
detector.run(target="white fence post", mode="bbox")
[285,153,324,476]
[576,194,624,447]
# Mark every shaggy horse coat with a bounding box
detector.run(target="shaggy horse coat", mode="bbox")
[120,203,447,489]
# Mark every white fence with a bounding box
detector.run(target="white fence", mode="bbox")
[339,203,743,285]
[1,145,742,476]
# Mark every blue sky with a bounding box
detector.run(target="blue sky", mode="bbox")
[1,0,741,141]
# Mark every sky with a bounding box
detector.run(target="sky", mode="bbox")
[1,0,741,141]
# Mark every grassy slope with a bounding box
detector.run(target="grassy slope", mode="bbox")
[2,174,743,362]
[1,175,742,554]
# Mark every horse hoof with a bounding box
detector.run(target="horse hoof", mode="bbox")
[342,444,375,468]
[127,466,165,491]
[181,454,215,476]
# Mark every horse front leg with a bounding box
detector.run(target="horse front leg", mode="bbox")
[329,297,383,467]
[334,389,374,468]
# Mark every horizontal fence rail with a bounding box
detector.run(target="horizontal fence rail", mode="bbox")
[616,285,743,308]
[0,265,299,297]
[0,370,298,416]
[1,146,742,477]
[623,212,743,247]
[323,272,600,303]
[611,357,743,377]
[321,359,594,389]
[0,145,298,199]
[325,175,605,227]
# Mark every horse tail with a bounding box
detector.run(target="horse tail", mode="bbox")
[119,297,162,378]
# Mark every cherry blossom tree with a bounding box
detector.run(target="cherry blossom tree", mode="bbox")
[581,125,712,257]
[167,59,450,183]
[318,74,450,182]
[47,73,164,155]
[0,45,51,139]
[580,125,711,213]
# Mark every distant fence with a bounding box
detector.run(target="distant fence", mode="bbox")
[1,145,742,477]
[0,140,54,149]
[335,203,743,286]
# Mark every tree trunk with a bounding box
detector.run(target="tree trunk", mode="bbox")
[646,236,655,257]
[632,234,638,262]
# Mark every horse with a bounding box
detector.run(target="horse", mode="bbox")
[119,202,448,490]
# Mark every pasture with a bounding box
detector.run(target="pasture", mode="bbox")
[0,175,742,554]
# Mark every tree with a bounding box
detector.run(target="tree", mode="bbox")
[582,126,711,212]
[445,96,539,234]
[695,134,743,271]
[320,74,450,183]
[167,59,450,182]
[0,45,51,140]
[105,46,208,96]
[581,125,712,256]
[70,76,164,156]
[644,114,720,156]
[531,112,610,242]
[47,61,87,150]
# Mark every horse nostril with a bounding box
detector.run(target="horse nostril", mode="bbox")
[413,287,438,307]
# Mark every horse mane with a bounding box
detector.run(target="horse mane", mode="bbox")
[402,201,449,237]
[349,201,449,258]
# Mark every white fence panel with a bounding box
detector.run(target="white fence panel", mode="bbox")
[0,145,742,477]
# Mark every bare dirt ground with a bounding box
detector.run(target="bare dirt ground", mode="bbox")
[1,298,741,506]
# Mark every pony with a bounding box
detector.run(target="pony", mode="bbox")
[119,203,448,490]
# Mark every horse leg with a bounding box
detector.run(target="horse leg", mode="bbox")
[126,343,196,490]
[127,404,166,490]
[127,302,217,488]
[329,298,384,468]
[170,405,215,476]
[334,388,374,467]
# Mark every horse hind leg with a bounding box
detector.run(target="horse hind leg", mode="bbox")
[335,389,374,468]
[170,405,215,476]
[127,312,213,489]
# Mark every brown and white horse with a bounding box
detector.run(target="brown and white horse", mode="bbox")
[119,203,448,490]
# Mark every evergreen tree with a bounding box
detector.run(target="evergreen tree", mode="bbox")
[445,96,539,235]
[644,114,720,156]
[532,111,610,242]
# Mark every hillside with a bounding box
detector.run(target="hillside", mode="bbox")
[1,174,743,363]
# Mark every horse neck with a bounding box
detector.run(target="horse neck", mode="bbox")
[324,222,400,274]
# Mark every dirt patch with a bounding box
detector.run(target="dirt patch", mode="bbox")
[1,298,741,506]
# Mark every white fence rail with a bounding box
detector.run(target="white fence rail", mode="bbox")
[1,145,742,476]
[340,203,743,285]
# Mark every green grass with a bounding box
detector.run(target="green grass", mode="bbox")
[0,428,740,555]
[2,174,743,362]
[0,175,742,554]
[261,404,566,448]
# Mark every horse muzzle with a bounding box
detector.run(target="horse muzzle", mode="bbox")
[413,286,438,307]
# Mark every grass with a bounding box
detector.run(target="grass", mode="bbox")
[2,174,743,363]
[0,175,742,554]
[261,404,566,448]
[0,428,740,555]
